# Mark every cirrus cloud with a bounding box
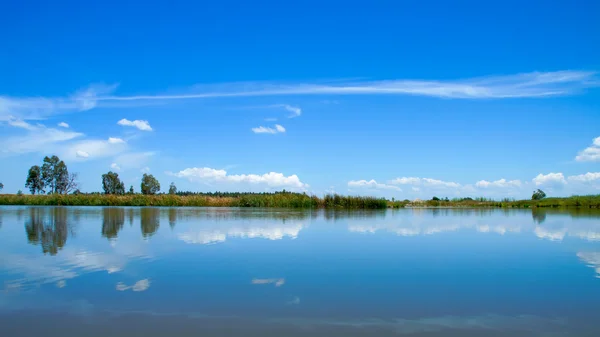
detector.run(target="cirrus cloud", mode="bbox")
[252,124,285,134]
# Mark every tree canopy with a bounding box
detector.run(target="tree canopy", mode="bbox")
[169,182,177,195]
[25,165,44,195]
[102,171,125,195]
[141,174,160,195]
[532,189,547,200]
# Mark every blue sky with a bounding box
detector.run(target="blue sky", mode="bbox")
[1,0,599,199]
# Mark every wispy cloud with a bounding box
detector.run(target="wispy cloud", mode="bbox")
[348,179,402,191]
[58,122,70,128]
[2,71,597,121]
[251,124,286,134]
[108,137,126,144]
[251,278,285,287]
[575,136,600,162]
[111,163,121,171]
[390,177,461,188]
[167,167,308,190]
[271,104,301,118]
[117,118,153,131]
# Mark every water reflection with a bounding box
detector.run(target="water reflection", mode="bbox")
[102,208,125,240]
[140,208,160,237]
[25,207,72,255]
[0,206,599,336]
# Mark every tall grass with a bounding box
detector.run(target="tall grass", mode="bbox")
[0,193,388,209]
[1,193,598,209]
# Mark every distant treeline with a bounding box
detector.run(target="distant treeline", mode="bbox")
[388,195,600,209]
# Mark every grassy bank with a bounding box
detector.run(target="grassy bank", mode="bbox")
[1,193,599,209]
[388,195,600,209]
[0,193,388,209]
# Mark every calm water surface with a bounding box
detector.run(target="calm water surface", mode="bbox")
[1,206,599,336]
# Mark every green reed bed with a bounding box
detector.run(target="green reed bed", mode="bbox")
[0,193,389,209]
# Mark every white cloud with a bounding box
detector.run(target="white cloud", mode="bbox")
[347,179,401,191]
[111,163,121,171]
[390,177,421,185]
[252,278,285,287]
[108,137,125,144]
[112,152,155,170]
[56,280,67,288]
[422,178,461,188]
[140,166,150,173]
[532,173,567,186]
[1,71,597,123]
[389,177,461,188]
[117,118,153,131]
[6,116,38,130]
[116,279,151,292]
[58,122,69,128]
[95,70,598,102]
[0,83,117,121]
[168,167,308,190]
[0,126,84,156]
[576,137,600,162]
[252,124,286,134]
[264,117,277,122]
[76,150,89,158]
[63,137,128,161]
[271,104,302,118]
[568,172,600,183]
[577,252,600,278]
[178,222,305,245]
[475,179,522,188]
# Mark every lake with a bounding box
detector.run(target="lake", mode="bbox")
[0,206,599,336]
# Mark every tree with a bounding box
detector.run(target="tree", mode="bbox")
[62,173,80,194]
[129,185,134,194]
[432,196,440,201]
[41,156,69,194]
[25,165,45,195]
[0,182,3,192]
[532,189,546,200]
[168,182,177,195]
[102,171,125,194]
[141,174,160,195]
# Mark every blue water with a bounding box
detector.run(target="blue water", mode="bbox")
[0,206,599,336]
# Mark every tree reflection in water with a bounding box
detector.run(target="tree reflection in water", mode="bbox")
[168,208,177,229]
[141,208,160,237]
[25,207,72,255]
[102,207,125,239]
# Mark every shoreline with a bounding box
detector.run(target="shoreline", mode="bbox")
[1,193,599,209]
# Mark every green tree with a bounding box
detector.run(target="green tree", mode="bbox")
[168,182,177,195]
[102,171,125,194]
[41,156,70,194]
[432,196,440,201]
[532,189,547,200]
[25,165,45,195]
[129,185,134,194]
[141,174,160,195]
[0,182,3,192]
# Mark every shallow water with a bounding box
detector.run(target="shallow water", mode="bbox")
[0,206,599,336]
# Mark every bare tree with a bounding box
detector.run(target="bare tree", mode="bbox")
[63,173,80,194]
